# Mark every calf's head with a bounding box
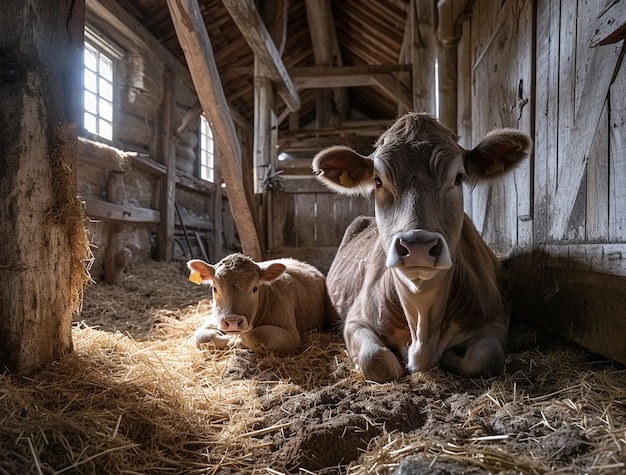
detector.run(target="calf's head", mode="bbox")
[188,254,287,333]
[313,113,532,287]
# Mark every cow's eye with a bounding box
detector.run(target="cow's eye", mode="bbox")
[374,176,383,188]
[454,173,465,186]
[211,285,218,294]
[252,286,258,294]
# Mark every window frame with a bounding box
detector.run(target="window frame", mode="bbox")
[82,26,123,143]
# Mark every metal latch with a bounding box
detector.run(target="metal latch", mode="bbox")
[0,50,22,83]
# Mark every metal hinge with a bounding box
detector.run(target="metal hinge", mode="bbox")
[0,50,22,83]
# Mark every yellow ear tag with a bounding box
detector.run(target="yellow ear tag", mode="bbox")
[189,271,203,285]
[339,171,353,187]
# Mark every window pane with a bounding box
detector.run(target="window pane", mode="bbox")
[99,78,113,101]
[84,69,98,92]
[99,119,113,140]
[84,90,97,114]
[84,47,97,71]
[99,56,113,81]
[84,112,97,134]
[99,99,113,121]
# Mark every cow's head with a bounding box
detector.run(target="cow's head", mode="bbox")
[188,254,286,333]
[313,112,532,289]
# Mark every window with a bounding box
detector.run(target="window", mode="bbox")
[83,41,114,140]
[199,115,215,182]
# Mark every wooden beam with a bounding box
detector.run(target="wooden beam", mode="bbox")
[167,0,263,259]
[84,199,161,223]
[291,65,411,89]
[158,68,176,261]
[222,0,300,112]
[591,1,626,46]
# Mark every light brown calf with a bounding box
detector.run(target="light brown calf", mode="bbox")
[188,253,327,352]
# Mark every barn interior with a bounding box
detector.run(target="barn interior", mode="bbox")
[1,0,626,473]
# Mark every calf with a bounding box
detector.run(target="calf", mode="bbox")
[313,112,532,382]
[188,253,326,352]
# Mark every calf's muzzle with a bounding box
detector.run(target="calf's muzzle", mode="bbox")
[218,315,249,333]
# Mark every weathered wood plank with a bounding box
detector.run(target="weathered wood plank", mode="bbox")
[295,193,316,247]
[609,56,626,240]
[549,39,623,239]
[222,0,300,111]
[314,193,337,246]
[585,102,610,241]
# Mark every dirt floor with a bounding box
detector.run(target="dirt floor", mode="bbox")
[1,260,625,474]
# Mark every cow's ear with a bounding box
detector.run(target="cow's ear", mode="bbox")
[259,263,287,284]
[187,259,215,285]
[312,145,374,196]
[465,129,532,181]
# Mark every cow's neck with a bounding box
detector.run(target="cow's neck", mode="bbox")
[390,268,453,371]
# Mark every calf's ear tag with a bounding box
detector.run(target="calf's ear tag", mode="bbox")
[339,171,353,187]
[189,271,203,285]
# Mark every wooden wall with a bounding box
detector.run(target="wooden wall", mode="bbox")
[461,0,626,364]
[268,179,374,274]
[80,0,237,283]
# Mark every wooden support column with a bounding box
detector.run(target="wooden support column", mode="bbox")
[0,0,88,374]
[167,0,263,259]
[437,0,462,133]
[410,0,436,114]
[254,62,275,194]
[158,67,176,261]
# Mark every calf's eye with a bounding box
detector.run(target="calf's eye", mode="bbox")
[252,286,258,294]
[374,176,383,188]
[454,173,465,186]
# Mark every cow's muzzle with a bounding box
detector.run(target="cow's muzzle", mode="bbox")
[386,230,452,269]
[218,315,249,333]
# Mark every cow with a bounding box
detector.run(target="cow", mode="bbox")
[188,253,327,352]
[313,112,532,383]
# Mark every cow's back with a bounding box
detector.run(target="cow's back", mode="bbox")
[258,258,327,333]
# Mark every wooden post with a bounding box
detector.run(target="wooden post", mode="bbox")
[254,64,275,194]
[436,0,460,133]
[0,0,88,374]
[158,68,176,261]
[410,0,436,113]
[166,0,263,260]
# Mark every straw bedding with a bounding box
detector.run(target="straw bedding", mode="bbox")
[1,260,624,474]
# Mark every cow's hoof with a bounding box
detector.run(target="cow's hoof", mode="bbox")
[359,345,404,383]
[194,327,231,349]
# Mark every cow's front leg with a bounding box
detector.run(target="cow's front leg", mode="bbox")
[344,321,404,383]
[240,325,302,353]
[194,325,232,349]
[439,324,507,377]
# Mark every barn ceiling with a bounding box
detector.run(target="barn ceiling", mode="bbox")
[112,0,415,154]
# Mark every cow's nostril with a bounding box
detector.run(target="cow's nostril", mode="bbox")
[397,240,410,257]
[429,240,442,258]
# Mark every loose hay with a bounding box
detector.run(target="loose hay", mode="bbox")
[1,260,625,474]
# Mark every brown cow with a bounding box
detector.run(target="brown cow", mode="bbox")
[188,253,326,352]
[313,112,532,382]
